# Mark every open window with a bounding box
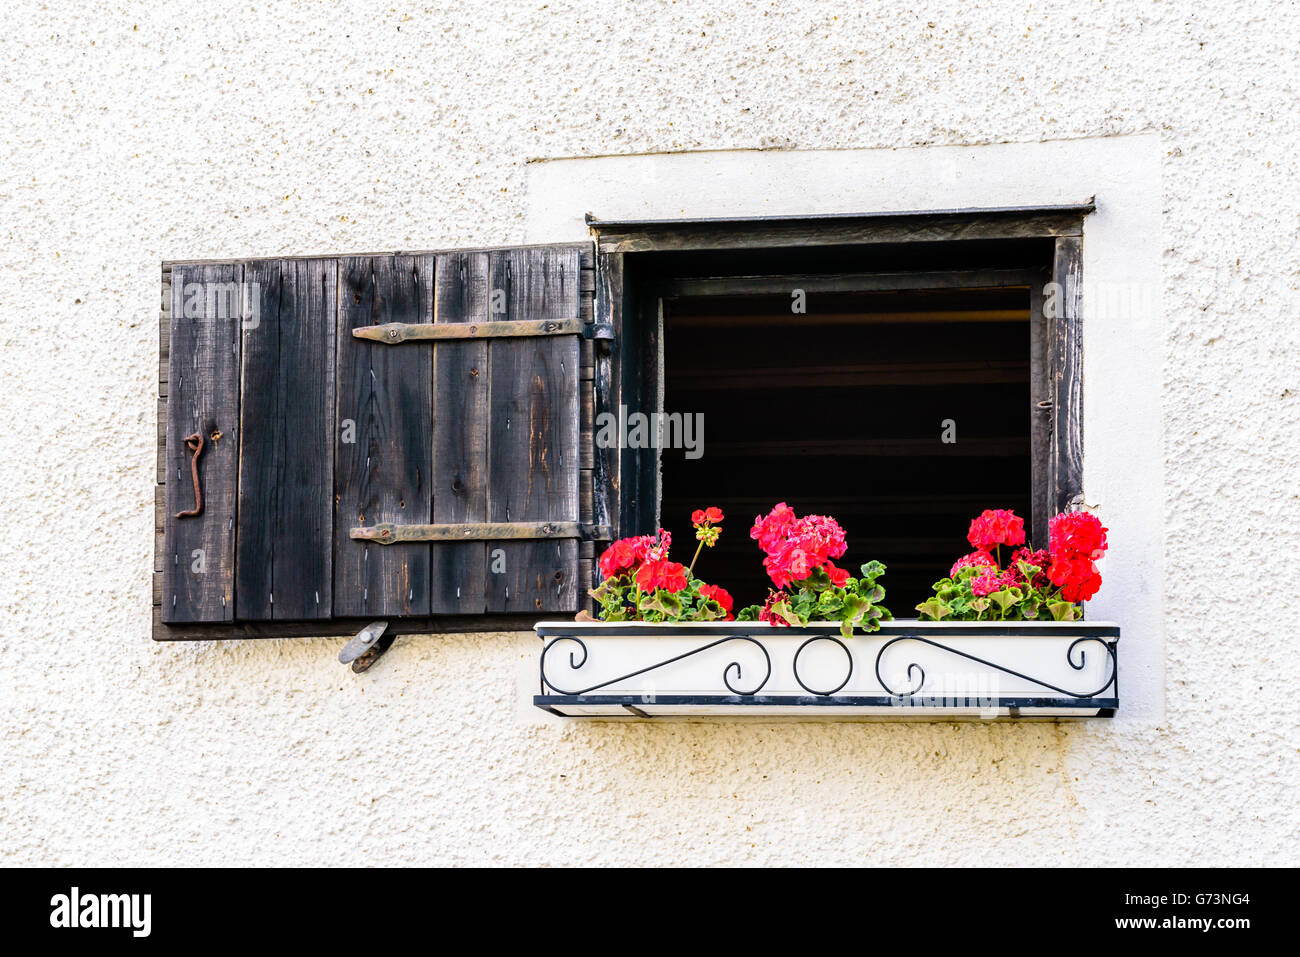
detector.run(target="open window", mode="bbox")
[154,206,1085,641]
[596,207,1086,614]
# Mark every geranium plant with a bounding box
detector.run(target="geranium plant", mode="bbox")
[736,502,892,637]
[916,508,1109,622]
[588,508,734,622]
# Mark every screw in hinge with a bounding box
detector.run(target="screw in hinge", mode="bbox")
[173,553,178,565]
[221,596,226,608]
[456,586,460,599]
[363,588,368,602]
[408,589,413,601]
[172,594,176,608]
[269,592,274,605]
[315,591,320,604]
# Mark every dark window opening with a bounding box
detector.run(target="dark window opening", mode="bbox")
[627,239,1051,614]
[661,287,1031,611]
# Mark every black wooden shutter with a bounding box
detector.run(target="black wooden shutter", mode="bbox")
[156,243,594,637]
[161,264,241,622]
[348,245,583,613]
[237,259,338,620]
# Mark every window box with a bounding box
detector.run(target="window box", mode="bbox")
[534,620,1118,719]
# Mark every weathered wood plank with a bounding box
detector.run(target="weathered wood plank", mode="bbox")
[487,246,580,612]
[593,252,621,535]
[1029,269,1052,545]
[1049,237,1085,515]
[162,263,241,622]
[593,207,1089,254]
[656,268,1039,298]
[670,359,1030,390]
[237,259,337,620]
[334,255,434,617]
[153,610,555,642]
[430,251,490,613]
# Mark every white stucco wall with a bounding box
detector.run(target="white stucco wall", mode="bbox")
[2,0,1296,866]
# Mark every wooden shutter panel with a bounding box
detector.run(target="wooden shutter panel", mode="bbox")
[162,264,241,622]
[236,259,337,620]
[484,246,581,612]
[352,245,585,613]
[334,255,435,617]
[155,243,595,638]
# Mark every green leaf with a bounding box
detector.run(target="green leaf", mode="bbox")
[769,599,803,627]
[916,597,950,621]
[736,605,762,621]
[641,588,683,619]
[989,587,1023,614]
[860,560,886,580]
[1046,600,1080,622]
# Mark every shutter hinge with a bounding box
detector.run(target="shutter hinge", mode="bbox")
[351,522,611,544]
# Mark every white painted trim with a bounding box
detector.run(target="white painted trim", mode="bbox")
[523,136,1164,724]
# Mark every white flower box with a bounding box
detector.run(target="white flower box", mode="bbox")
[535,620,1119,719]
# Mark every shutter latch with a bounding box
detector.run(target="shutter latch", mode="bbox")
[338,620,394,674]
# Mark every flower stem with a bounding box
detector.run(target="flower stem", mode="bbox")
[687,539,704,576]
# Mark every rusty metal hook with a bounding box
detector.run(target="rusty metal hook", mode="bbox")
[175,432,205,519]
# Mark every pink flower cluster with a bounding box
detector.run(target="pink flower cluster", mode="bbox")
[750,502,850,589]
[966,508,1026,551]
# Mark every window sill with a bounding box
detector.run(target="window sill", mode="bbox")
[535,620,1119,720]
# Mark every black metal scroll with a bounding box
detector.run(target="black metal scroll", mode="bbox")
[540,634,772,696]
[874,635,1117,699]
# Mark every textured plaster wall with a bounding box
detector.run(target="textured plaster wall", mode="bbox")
[1,0,1297,866]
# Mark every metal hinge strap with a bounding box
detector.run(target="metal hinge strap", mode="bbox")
[352,521,612,545]
[353,318,612,344]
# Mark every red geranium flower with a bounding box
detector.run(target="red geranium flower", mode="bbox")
[1048,556,1102,602]
[757,590,790,626]
[950,549,997,577]
[598,539,639,578]
[636,559,688,593]
[967,509,1026,551]
[698,582,734,617]
[824,562,850,588]
[692,506,724,525]
[1049,511,1108,562]
[751,503,848,588]
[1008,547,1052,588]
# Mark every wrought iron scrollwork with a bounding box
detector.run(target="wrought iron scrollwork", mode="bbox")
[874,634,1117,699]
[540,634,772,696]
[792,635,854,696]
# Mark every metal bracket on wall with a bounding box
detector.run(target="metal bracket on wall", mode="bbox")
[338,620,394,674]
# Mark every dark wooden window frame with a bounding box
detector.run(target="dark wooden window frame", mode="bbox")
[591,204,1090,556]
